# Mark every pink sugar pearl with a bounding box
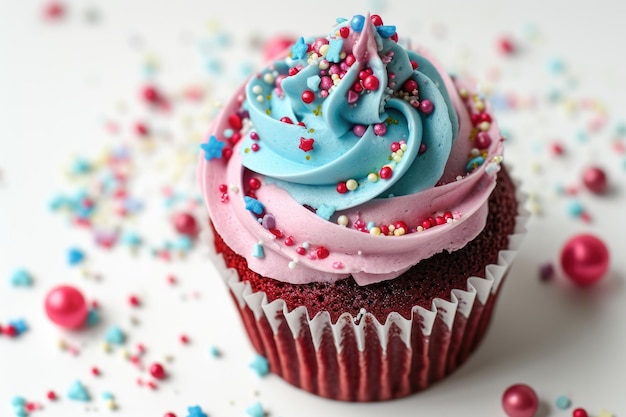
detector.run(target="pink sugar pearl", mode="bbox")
[560,233,610,286]
[45,285,88,329]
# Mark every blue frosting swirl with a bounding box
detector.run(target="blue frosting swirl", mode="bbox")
[240,15,459,217]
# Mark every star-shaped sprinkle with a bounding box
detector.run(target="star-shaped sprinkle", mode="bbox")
[597,410,614,417]
[299,137,315,152]
[200,135,225,160]
[291,36,308,60]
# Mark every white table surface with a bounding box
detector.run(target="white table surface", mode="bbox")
[1,1,625,416]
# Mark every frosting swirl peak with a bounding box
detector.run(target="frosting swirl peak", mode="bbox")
[241,14,459,215]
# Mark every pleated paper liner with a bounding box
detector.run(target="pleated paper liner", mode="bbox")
[204,176,528,401]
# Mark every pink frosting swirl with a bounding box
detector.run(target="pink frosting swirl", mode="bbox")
[199,18,504,286]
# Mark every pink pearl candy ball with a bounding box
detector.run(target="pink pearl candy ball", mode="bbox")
[502,384,539,417]
[560,233,610,286]
[45,285,88,329]
[582,166,608,194]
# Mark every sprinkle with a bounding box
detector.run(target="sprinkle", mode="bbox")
[200,135,226,160]
[208,345,221,358]
[249,354,269,377]
[9,269,33,287]
[11,396,26,407]
[466,156,484,171]
[186,405,209,417]
[261,214,275,229]
[67,247,85,265]
[377,25,396,39]
[299,137,315,152]
[369,226,381,235]
[149,362,166,379]
[252,242,264,258]
[246,401,264,417]
[306,75,321,91]
[326,38,344,63]
[67,380,90,402]
[566,200,584,218]
[291,37,308,60]
[85,307,100,326]
[121,231,142,247]
[350,14,365,32]
[496,36,516,54]
[316,204,336,220]
[43,2,65,20]
[244,196,264,215]
[555,395,571,409]
[539,263,555,282]
[316,246,329,259]
[105,326,126,345]
[8,318,28,335]
[337,215,349,226]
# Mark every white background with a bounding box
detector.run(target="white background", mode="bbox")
[1,0,625,416]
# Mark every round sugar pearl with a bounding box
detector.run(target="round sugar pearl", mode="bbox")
[560,233,610,286]
[502,384,539,417]
[45,285,88,329]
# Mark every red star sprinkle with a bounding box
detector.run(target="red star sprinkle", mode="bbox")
[299,137,315,152]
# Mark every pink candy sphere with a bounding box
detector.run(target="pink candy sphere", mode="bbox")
[582,166,608,194]
[45,285,88,329]
[502,384,539,417]
[560,233,610,286]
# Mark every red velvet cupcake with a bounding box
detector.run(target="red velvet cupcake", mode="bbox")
[199,13,526,401]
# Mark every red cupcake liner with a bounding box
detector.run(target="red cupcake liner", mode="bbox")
[207,182,528,401]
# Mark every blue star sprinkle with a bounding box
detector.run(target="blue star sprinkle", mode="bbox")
[291,36,308,60]
[200,135,225,161]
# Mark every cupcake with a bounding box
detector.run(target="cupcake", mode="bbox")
[199,13,526,401]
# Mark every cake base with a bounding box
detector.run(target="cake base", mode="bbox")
[211,166,522,401]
